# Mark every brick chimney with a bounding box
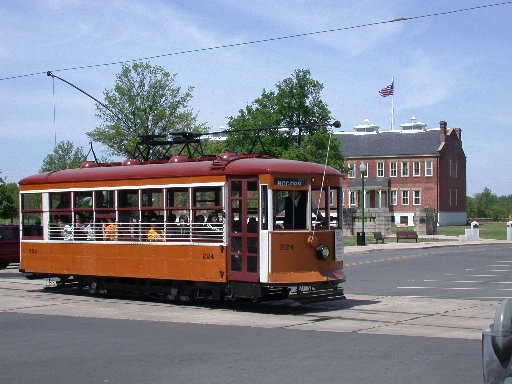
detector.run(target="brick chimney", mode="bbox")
[454,128,462,141]
[439,120,447,143]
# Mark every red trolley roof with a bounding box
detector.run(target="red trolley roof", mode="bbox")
[19,154,342,186]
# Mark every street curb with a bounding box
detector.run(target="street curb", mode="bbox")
[344,239,512,255]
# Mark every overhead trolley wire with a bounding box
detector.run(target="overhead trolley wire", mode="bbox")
[0,1,511,82]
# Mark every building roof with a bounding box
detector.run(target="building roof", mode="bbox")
[337,128,441,158]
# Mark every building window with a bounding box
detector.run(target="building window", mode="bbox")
[401,190,409,205]
[425,161,433,176]
[449,189,458,206]
[401,162,409,177]
[413,190,421,205]
[329,190,335,207]
[449,160,458,177]
[348,163,355,178]
[390,190,398,206]
[349,191,356,206]
[377,162,384,177]
[413,161,421,177]
[390,162,397,177]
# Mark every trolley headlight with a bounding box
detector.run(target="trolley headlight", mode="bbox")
[316,244,330,261]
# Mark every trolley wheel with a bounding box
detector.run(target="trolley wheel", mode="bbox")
[89,280,99,294]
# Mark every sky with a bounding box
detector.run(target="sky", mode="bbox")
[1,0,511,196]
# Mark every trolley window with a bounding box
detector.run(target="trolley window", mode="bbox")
[141,188,163,221]
[118,189,140,239]
[73,191,94,239]
[49,192,72,239]
[191,186,223,240]
[94,190,114,209]
[192,186,222,223]
[74,191,93,211]
[21,193,43,239]
[166,188,189,237]
[260,185,268,231]
[273,188,331,230]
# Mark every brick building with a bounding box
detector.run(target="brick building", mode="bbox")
[335,118,467,226]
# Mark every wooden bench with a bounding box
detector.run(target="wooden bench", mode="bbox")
[396,230,418,242]
[373,232,385,244]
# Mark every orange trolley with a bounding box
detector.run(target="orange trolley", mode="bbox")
[19,152,345,303]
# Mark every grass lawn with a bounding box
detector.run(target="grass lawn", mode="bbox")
[437,221,507,240]
[343,221,509,245]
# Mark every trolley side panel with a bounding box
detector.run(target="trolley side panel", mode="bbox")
[20,242,227,282]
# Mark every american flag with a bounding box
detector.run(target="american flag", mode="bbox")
[379,82,394,97]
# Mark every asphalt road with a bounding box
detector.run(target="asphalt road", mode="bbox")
[1,244,510,383]
[0,312,480,384]
[344,243,512,300]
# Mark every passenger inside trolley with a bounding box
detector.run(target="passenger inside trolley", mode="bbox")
[147,220,164,241]
[274,190,325,230]
[57,217,73,240]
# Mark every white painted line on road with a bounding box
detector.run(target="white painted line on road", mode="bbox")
[424,279,483,283]
[466,268,512,272]
[443,287,480,290]
[467,274,498,277]
[452,280,482,283]
[490,282,512,284]
[396,286,434,289]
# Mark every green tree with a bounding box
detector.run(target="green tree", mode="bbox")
[496,195,512,219]
[87,62,207,159]
[0,176,17,222]
[283,128,346,171]
[223,89,289,157]
[274,68,331,143]
[224,68,344,168]
[40,140,86,173]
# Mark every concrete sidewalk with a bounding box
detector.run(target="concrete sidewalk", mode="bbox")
[344,235,512,254]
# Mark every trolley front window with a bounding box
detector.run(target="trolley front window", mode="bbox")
[273,186,342,230]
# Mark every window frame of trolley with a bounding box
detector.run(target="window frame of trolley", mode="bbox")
[20,182,226,243]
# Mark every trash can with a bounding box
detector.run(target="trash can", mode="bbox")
[482,299,512,383]
[356,231,366,246]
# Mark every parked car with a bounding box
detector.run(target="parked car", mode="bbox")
[0,225,20,268]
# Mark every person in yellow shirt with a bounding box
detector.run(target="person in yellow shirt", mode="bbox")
[147,220,163,241]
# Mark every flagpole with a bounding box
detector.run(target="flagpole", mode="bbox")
[391,77,395,131]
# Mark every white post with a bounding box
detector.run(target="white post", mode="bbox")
[391,76,395,131]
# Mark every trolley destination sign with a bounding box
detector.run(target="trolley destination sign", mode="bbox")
[274,177,307,187]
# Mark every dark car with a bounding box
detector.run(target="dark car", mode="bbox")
[0,225,20,268]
